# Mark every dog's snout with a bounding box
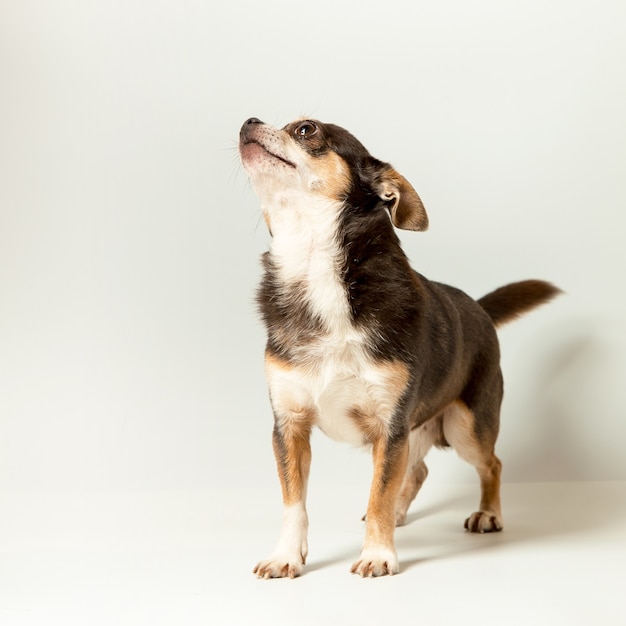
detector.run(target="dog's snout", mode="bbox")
[240,117,264,143]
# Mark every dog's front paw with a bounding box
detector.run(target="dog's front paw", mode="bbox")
[464,511,503,533]
[350,546,399,577]
[253,554,305,579]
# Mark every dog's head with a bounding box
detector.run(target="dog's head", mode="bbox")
[239,117,428,232]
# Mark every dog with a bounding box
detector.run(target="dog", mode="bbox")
[239,116,560,578]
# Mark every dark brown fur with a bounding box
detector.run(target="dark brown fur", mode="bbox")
[478,279,562,327]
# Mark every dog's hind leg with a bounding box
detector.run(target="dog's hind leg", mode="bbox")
[394,421,439,526]
[443,401,503,533]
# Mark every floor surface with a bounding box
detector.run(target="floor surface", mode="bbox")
[1,481,625,625]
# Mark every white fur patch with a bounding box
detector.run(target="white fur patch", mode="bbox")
[407,420,440,464]
[351,544,400,577]
[254,503,309,579]
[268,194,349,329]
[268,351,407,447]
[442,402,481,466]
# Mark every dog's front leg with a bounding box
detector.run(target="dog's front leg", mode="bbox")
[352,433,409,577]
[254,418,312,579]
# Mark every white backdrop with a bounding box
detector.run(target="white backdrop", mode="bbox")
[1,0,625,494]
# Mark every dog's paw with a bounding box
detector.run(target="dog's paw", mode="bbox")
[464,511,503,533]
[253,555,305,579]
[350,546,399,577]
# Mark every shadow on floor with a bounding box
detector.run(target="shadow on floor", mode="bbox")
[396,482,626,572]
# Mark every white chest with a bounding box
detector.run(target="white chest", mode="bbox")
[263,196,409,446]
[266,338,409,448]
[267,196,352,334]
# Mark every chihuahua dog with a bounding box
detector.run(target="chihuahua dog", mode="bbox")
[239,117,559,578]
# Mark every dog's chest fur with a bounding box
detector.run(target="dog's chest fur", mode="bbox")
[258,199,408,446]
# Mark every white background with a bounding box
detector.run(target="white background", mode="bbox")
[1,0,625,491]
[1,1,625,624]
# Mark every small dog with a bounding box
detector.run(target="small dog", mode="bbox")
[239,117,559,578]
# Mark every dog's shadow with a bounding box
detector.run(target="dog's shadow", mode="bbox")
[395,481,626,572]
[304,482,625,575]
[304,496,467,574]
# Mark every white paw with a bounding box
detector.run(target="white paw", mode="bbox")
[464,511,503,533]
[351,545,399,577]
[255,504,308,578]
[253,552,306,579]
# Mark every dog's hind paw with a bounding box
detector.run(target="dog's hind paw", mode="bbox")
[464,511,503,533]
[253,556,305,579]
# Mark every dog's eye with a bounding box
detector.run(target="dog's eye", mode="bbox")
[295,122,318,138]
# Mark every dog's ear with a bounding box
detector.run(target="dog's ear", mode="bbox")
[376,167,428,231]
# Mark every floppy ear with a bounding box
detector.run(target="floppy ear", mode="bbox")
[377,168,428,231]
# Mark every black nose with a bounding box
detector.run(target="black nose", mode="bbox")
[240,117,264,142]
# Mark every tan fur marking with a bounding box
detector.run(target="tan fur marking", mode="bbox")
[312,151,351,200]
[442,401,496,464]
[442,401,503,528]
[348,407,380,444]
[263,210,272,234]
[265,352,290,372]
[347,360,410,443]
[382,359,411,396]
[265,353,315,507]
[477,455,502,517]
[395,460,428,526]
[364,435,408,547]
[273,419,313,507]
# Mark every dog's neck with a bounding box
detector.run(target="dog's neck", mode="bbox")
[264,194,353,335]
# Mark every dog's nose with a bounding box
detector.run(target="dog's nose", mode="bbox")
[240,117,264,142]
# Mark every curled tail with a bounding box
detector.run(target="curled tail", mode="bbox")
[478,280,561,328]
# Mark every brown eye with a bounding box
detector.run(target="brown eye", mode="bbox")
[295,121,318,138]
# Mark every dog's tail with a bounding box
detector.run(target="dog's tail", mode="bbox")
[478,280,561,328]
